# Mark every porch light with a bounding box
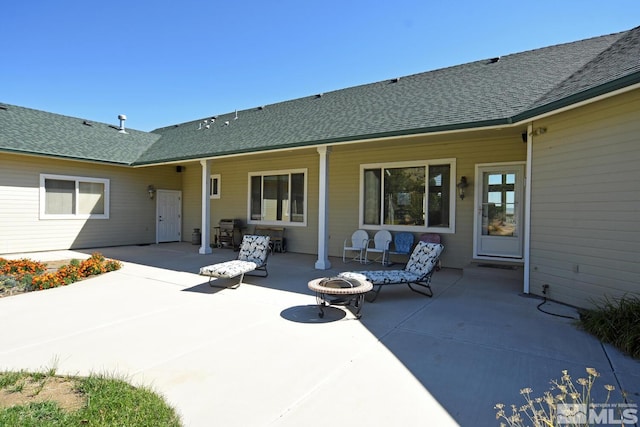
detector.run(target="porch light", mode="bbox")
[147,185,156,200]
[457,176,468,200]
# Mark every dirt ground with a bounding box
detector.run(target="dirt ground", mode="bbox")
[0,374,85,412]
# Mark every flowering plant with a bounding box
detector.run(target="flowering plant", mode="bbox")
[495,368,632,427]
[0,253,121,295]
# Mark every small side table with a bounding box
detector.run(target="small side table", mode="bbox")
[308,277,373,319]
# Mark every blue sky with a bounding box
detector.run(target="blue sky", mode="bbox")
[2,1,638,131]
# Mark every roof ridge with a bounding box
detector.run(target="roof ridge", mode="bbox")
[526,27,636,112]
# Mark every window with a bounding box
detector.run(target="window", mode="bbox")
[40,174,109,219]
[360,160,455,232]
[248,169,306,225]
[209,174,221,199]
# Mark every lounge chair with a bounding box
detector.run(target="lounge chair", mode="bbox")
[199,235,270,288]
[343,229,369,263]
[338,241,444,302]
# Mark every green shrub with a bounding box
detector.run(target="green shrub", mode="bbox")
[578,295,640,359]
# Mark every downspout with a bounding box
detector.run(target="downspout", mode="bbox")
[523,123,533,293]
[199,160,213,254]
[315,146,331,269]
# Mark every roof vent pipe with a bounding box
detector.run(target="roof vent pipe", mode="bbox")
[118,114,128,134]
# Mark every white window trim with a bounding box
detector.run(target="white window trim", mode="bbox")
[209,174,221,199]
[358,159,456,233]
[39,174,110,220]
[247,168,308,227]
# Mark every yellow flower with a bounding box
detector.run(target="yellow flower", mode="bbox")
[604,384,615,391]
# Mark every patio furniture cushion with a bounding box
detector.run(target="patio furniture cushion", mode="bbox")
[199,260,257,279]
[338,241,444,301]
[199,235,270,287]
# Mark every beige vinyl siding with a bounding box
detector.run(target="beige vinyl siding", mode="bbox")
[177,131,524,265]
[0,153,181,254]
[529,90,640,308]
[328,132,525,268]
[180,150,320,254]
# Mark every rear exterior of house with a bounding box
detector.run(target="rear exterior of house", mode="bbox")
[1,27,639,309]
[176,127,527,270]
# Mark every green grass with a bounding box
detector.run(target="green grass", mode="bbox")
[578,295,640,359]
[0,370,182,427]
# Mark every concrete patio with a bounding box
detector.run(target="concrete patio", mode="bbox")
[1,242,638,426]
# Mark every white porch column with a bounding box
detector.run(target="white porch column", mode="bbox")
[199,159,213,254]
[315,146,331,269]
[523,124,533,293]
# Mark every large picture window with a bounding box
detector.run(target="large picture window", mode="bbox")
[40,174,109,219]
[248,169,306,225]
[361,160,455,232]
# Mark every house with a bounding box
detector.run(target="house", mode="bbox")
[1,26,639,308]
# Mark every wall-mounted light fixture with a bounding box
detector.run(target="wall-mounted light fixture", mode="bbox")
[457,176,468,200]
[530,127,547,136]
[147,185,156,200]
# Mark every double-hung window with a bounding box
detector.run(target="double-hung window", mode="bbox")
[360,160,455,232]
[248,169,306,225]
[40,174,110,219]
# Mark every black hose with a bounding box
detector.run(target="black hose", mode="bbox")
[536,297,579,320]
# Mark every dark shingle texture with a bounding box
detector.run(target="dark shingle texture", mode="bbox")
[2,27,639,166]
[0,105,160,164]
[527,26,640,112]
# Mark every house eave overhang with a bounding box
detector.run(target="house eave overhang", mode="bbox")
[0,148,135,167]
[511,73,640,124]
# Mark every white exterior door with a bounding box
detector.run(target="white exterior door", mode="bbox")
[474,163,525,259]
[156,190,181,243]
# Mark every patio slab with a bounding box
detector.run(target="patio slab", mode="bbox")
[1,243,638,426]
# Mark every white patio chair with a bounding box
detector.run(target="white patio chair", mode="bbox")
[365,230,392,265]
[343,229,369,263]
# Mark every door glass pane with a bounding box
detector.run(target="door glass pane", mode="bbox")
[482,172,517,236]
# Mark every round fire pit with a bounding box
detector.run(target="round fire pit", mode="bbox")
[308,276,373,319]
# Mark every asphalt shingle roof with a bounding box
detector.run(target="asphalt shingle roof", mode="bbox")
[139,26,639,164]
[0,106,160,165]
[2,26,639,166]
